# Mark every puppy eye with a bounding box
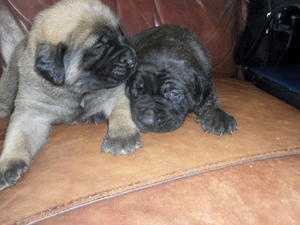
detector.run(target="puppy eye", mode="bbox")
[131,80,145,98]
[93,41,105,49]
[93,34,114,49]
[137,82,144,90]
[136,82,145,95]
[165,89,184,103]
[135,78,144,91]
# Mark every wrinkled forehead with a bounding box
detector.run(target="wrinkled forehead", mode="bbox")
[139,71,157,85]
[136,63,168,82]
[137,66,186,90]
[67,23,122,50]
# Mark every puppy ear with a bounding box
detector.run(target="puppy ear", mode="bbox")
[35,42,67,86]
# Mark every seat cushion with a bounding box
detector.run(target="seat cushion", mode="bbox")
[38,155,300,225]
[0,79,299,224]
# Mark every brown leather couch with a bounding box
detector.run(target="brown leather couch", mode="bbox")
[0,1,299,224]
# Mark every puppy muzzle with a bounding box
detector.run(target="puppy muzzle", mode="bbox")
[132,98,186,133]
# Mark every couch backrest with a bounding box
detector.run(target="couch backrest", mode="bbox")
[0,0,247,78]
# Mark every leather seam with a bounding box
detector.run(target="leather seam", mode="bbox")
[6,0,32,25]
[18,147,300,225]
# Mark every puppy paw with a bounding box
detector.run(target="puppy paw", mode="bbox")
[199,108,237,135]
[101,132,142,155]
[0,159,28,191]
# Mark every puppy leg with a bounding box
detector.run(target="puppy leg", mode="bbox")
[80,88,118,124]
[0,6,25,118]
[101,85,142,155]
[0,65,19,118]
[0,110,52,191]
[194,82,237,135]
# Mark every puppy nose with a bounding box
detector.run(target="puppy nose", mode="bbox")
[141,109,154,126]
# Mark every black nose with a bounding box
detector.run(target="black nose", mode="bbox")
[141,109,154,126]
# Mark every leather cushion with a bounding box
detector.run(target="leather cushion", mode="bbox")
[0,79,299,224]
[38,155,300,225]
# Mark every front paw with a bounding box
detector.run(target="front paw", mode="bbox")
[0,159,28,191]
[199,108,237,135]
[101,132,142,155]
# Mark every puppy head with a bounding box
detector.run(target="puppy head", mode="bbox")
[34,25,136,93]
[127,64,192,133]
[32,0,137,93]
[78,25,137,90]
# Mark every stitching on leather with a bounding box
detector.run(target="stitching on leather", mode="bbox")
[195,0,205,9]
[7,0,32,25]
[153,0,164,24]
[153,0,162,26]
[20,148,300,225]
[135,5,152,27]
[204,1,234,45]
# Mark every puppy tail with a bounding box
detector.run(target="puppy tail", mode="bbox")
[0,4,27,66]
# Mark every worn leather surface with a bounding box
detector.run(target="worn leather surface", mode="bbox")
[1,0,240,78]
[38,155,300,225]
[0,79,299,225]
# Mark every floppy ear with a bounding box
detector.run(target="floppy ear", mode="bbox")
[34,42,67,86]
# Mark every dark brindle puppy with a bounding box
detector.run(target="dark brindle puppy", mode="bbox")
[127,25,237,134]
